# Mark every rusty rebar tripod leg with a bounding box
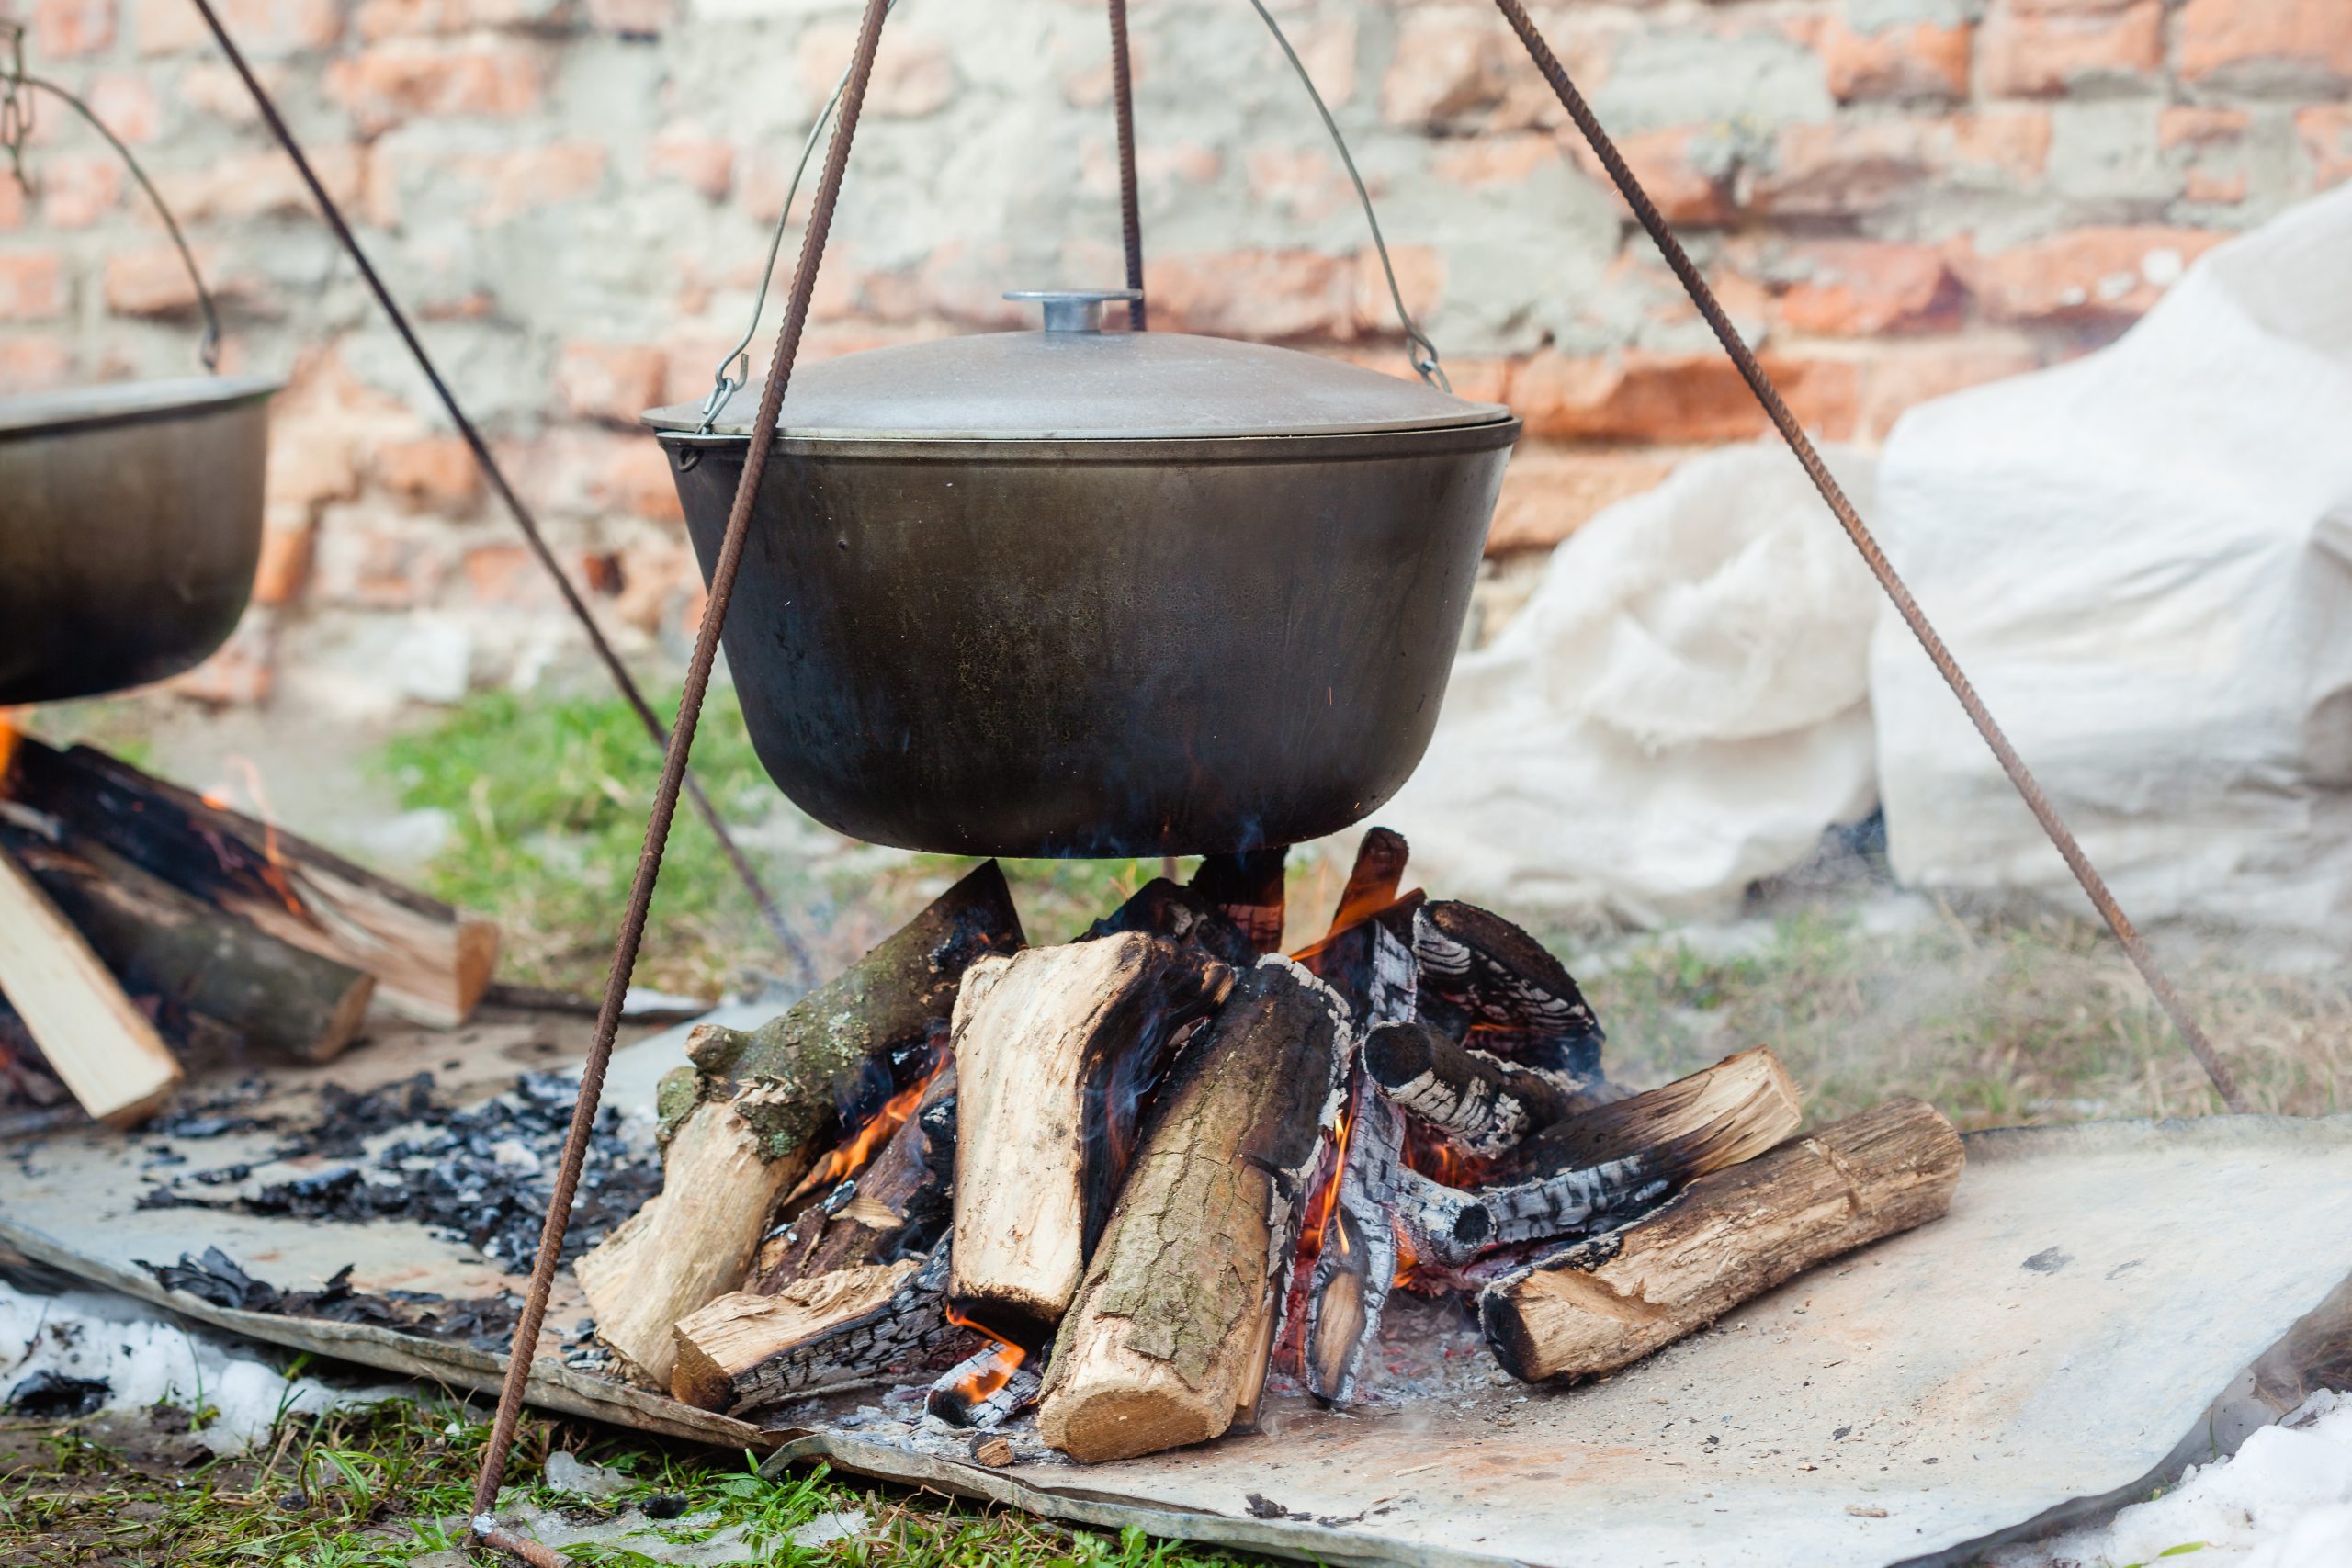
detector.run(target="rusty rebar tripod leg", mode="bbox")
[185,0,813,987]
[1107,0,1147,328]
[461,1,895,1556]
[1487,0,2246,1113]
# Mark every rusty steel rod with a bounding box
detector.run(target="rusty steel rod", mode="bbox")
[1487,0,2248,1113]
[1107,0,1147,328]
[184,0,813,987]
[460,0,894,1555]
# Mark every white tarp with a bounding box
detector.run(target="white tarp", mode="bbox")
[1871,186,2352,958]
[1378,440,1882,927]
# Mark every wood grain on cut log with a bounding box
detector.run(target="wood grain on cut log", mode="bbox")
[1038,960,1350,1464]
[0,841,182,1126]
[670,1245,980,1416]
[949,933,1234,1345]
[6,739,496,1028]
[754,1060,957,1292]
[1190,848,1288,956]
[1479,1098,1965,1382]
[1413,901,1605,1091]
[581,862,1022,1386]
[2,823,375,1062]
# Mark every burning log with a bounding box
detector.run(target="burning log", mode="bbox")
[1038,960,1350,1464]
[1362,1018,1587,1157]
[3,738,496,1029]
[1,823,375,1063]
[754,1060,957,1291]
[579,862,1022,1385]
[1190,847,1288,956]
[948,933,1234,1344]
[926,1340,1043,1429]
[1478,1098,1965,1383]
[1084,878,1257,967]
[670,1246,981,1415]
[0,841,182,1126]
[1413,901,1605,1095]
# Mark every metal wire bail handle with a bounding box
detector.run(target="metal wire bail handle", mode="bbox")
[1,21,224,371]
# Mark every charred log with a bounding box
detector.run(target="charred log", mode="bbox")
[580,863,1021,1386]
[925,1341,1044,1430]
[5,738,495,1028]
[1190,848,1288,957]
[1038,960,1349,1464]
[1084,879,1257,968]
[670,1246,982,1416]
[949,934,1234,1345]
[1412,901,1604,1091]
[1479,1099,1965,1382]
[754,1061,958,1292]
[1362,1019,1588,1158]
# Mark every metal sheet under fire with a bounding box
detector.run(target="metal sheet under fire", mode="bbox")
[3,1010,2348,1568]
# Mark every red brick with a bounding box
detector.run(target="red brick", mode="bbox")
[596,436,684,525]
[1775,242,1963,336]
[376,435,483,516]
[37,157,121,230]
[647,123,733,201]
[466,141,606,224]
[325,41,544,135]
[1434,133,1561,189]
[2183,169,2247,204]
[1819,17,1973,103]
[139,0,339,55]
[1248,149,1349,223]
[1854,339,2041,438]
[2178,0,2352,85]
[80,77,161,145]
[460,544,554,608]
[585,0,672,33]
[1980,0,2162,96]
[1510,350,1857,444]
[159,146,366,223]
[0,180,23,231]
[797,27,956,118]
[1570,127,1736,226]
[266,428,361,510]
[2300,106,2352,188]
[1963,227,2225,323]
[311,513,456,607]
[1381,10,1512,130]
[1061,34,1147,112]
[1143,250,1354,341]
[1750,112,2050,217]
[35,0,115,56]
[1484,446,1679,555]
[0,253,66,321]
[1351,244,1444,338]
[251,511,317,606]
[104,245,218,317]
[2159,107,2252,150]
[353,0,547,40]
[0,335,74,389]
[558,343,668,425]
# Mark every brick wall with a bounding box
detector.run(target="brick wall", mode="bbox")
[2,0,2347,714]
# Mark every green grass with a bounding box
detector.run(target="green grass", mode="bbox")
[0,1390,1255,1567]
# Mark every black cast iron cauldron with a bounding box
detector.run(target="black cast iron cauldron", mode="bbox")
[1,376,280,706]
[644,289,1519,858]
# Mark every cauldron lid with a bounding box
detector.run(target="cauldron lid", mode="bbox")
[0,375,281,440]
[643,299,1510,443]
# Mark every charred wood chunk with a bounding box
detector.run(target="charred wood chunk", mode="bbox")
[949,934,1234,1347]
[1326,827,1411,934]
[1038,959,1350,1464]
[671,1246,982,1416]
[579,862,1023,1388]
[925,1341,1044,1430]
[1393,1156,1671,1271]
[1479,1099,1964,1383]
[1189,847,1289,957]
[755,1060,959,1292]
[1412,901,1604,1089]
[1363,1019,1588,1158]
[1083,878,1257,968]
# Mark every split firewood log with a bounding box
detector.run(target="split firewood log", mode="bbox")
[6,737,496,1028]
[1189,847,1288,955]
[948,933,1235,1344]
[670,1245,981,1416]
[578,861,1022,1386]
[1,822,375,1063]
[752,1059,958,1292]
[1478,1098,1964,1382]
[1038,959,1350,1464]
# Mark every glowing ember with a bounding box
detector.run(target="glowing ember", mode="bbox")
[0,710,19,787]
[781,1050,950,1210]
[942,1306,1028,1402]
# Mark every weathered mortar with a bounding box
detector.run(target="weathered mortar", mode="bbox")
[0,0,2346,716]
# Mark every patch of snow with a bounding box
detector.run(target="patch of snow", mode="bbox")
[1994,1391,2352,1568]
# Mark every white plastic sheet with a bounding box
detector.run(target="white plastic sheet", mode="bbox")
[1380,440,1882,927]
[1871,187,2352,957]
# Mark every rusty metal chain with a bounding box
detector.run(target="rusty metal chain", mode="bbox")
[186,0,814,986]
[459,0,895,1557]
[1487,0,2248,1113]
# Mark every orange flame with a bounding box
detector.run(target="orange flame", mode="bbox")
[941,1308,1028,1404]
[0,711,19,789]
[783,1051,949,1210]
[200,756,305,919]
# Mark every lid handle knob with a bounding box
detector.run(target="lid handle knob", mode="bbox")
[1004,288,1143,334]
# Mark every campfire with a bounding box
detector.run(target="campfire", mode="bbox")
[579,830,1963,1461]
[0,727,500,1127]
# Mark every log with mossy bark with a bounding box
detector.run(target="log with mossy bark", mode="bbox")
[576,861,1022,1386]
[1037,959,1351,1464]
[1478,1098,1965,1383]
